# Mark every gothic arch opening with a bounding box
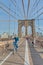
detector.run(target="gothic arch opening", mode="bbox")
[27,26,32,36]
[21,26,25,37]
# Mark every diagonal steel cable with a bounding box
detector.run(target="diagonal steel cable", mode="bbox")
[0,2,22,18]
[10,0,24,17]
[0,6,17,19]
[31,6,43,17]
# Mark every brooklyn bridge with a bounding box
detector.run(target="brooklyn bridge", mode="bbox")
[0,0,43,65]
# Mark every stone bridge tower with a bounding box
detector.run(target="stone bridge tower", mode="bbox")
[18,19,35,39]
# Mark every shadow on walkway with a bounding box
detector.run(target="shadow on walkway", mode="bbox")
[28,40,43,65]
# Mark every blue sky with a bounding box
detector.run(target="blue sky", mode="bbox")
[0,0,43,35]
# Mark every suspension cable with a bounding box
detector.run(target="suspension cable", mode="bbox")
[36,4,43,36]
[30,0,40,17]
[14,21,15,36]
[27,0,30,18]
[39,28,43,31]
[32,0,40,12]
[29,0,37,16]
[34,12,43,19]
[35,18,43,20]
[0,2,22,18]
[10,0,23,17]
[0,6,16,19]
[10,0,24,17]
[0,20,17,22]
[31,0,43,19]
[22,0,25,18]
[38,19,39,34]
[9,2,10,37]
[13,0,16,3]
[31,0,40,18]
[31,6,43,17]
[10,0,16,7]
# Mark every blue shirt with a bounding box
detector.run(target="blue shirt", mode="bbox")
[13,37,19,47]
[13,37,19,43]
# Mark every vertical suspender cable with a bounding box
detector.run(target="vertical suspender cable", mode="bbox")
[33,0,37,19]
[27,0,30,18]
[14,21,15,37]
[9,1,10,38]
[29,0,36,18]
[22,0,25,18]
[37,0,39,36]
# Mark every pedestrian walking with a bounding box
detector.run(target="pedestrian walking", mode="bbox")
[13,37,19,54]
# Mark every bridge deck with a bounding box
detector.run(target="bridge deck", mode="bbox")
[28,40,43,65]
[0,39,43,65]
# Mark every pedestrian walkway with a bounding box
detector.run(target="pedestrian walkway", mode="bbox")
[0,39,30,65]
[0,39,43,65]
[29,41,43,65]
[24,40,30,65]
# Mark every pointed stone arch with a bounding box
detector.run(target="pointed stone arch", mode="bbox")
[27,26,32,36]
[21,26,25,37]
[18,19,35,39]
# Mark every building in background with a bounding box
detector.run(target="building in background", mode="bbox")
[1,32,9,38]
